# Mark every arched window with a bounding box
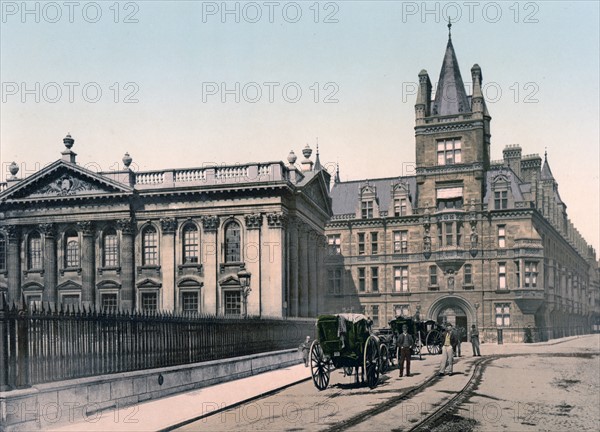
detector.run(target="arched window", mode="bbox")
[224,221,241,262]
[182,223,199,264]
[103,228,118,267]
[0,233,6,271]
[28,231,43,269]
[64,230,80,268]
[142,225,158,265]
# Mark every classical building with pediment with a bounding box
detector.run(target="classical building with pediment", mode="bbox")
[323,30,600,342]
[0,137,332,318]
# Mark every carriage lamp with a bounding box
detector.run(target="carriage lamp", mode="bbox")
[237,269,252,317]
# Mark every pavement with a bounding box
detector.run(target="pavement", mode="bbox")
[48,334,591,432]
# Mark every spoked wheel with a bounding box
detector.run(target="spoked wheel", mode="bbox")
[414,331,423,360]
[426,330,443,355]
[379,344,389,374]
[363,335,380,389]
[310,341,330,390]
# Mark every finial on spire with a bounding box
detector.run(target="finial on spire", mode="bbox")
[447,17,452,39]
[544,147,548,161]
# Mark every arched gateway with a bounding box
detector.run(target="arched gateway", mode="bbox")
[427,296,477,342]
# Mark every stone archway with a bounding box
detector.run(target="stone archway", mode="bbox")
[427,295,477,342]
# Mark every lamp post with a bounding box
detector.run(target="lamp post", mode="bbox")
[474,302,480,326]
[237,269,252,318]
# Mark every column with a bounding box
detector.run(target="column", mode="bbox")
[79,221,95,307]
[160,218,177,311]
[316,234,326,315]
[299,223,309,317]
[308,228,318,316]
[289,219,299,317]
[6,226,21,303]
[264,213,286,317]
[245,214,262,317]
[118,219,135,311]
[202,216,219,315]
[40,224,57,303]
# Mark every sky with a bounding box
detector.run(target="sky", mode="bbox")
[0,1,599,252]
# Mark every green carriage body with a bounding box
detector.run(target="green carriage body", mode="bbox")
[316,314,371,369]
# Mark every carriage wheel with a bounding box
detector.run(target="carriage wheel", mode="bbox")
[426,330,442,355]
[379,344,389,374]
[415,331,423,360]
[310,341,330,390]
[363,336,380,389]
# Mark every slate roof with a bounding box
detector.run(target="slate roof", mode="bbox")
[431,38,470,116]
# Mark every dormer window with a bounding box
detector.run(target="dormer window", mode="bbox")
[361,200,373,219]
[437,138,462,165]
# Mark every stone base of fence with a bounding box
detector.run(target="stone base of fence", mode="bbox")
[0,348,303,431]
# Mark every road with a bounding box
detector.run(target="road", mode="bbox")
[174,335,600,432]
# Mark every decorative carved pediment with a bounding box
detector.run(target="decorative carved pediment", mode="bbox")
[32,173,100,197]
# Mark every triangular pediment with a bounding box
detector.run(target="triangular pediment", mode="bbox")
[0,160,132,203]
[299,171,333,216]
[57,280,83,291]
[219,275,240,286]
[137,278,162,288]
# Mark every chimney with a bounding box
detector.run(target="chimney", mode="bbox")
[503,145,522,179]
[61,133,77,164]
[415,69,432,123]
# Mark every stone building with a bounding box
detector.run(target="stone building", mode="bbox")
[0,138,332,318]
[324,31,600,342]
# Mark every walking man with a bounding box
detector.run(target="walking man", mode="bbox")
[397,324,414,378]
[470,324,481,356]
[439,323,458,376]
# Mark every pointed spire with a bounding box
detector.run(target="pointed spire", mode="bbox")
[448,16,452,39]
[541,149,555,181]
[334,163,341,184]
[431,24,470,116]
[314,139,322,171]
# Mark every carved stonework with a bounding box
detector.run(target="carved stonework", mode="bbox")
[39,223,55,238]
[202,215,219,233]
[4,225,19,241]
[33,174,100,197]
[423,233,431,253]
[77,221,95,236]
[244,213,263,230]
[160,217,177,234]
[267,212,287,228]
[117,218,135,235]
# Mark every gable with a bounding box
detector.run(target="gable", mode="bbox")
[299,172,332,216]
[0,160,132,203]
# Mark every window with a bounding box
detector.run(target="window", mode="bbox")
[371,232,378,255]
[142,226,158,265]
[394,304,410,317]
[429,265,438,286]
[141,292,158,311]
[101,293,118,311]
[225,221,241,262]
[394,266,409,292]
[437,138,462,165]
[358,233,365,255]
[358,267,366,292]
[525,262,538,287]
[437,197,463,211]
[515,261,521,288]
[464,264,472,285]
[224,291,241,315]
[61,295,80,306]
[28,231,42,269]
[182,224,199,264]
[394,231,408,253]
[394,198,408,217]
[103,229,118,267]
[372,305,379,327]
[498,262,507,290]
[495,303,510,326]
[0,234,6,271]
[327,234,341,255]
[371,267,379,292]
[361,201,373,219]
[498,225,506,248]
[181,292,199,312]
[64,231,80,268]
[445,222,454,246]
[327,269,342,294]
[494,191,508,209]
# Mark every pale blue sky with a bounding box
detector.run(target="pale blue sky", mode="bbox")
[1,1,598,250]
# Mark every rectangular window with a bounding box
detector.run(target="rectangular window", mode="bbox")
[358,267,366,292]
[61,294,80,306]
[65,235,80,268]
[142,228,159,266]
[498,262,507,290]
[103,233,118,267]
[400,231,408,253]
[498,225,506,248]
[437,197,463,211]
[372,305,379,327]
[328,269,342,294]
[181,292,199,312]
[141,292,158,311]
[393,231,401,253]
[445,222,454,246]
[371,232,378,254]
[224,291,241,315]
[394,304,410,318]
[394,198,408,217]
[101,293,118,311]
[394,266,409,292]
[495,191,508,209]
[361,201,373,219]
[358,233,365,255]
[28,235,43,270]
[464,264,472,285]
[515,261,521,288]
[371,267,379,292]
[437,138,462,166]
[327,234,341,255]
[525,262,538,287]
[495,303,511,326]
[430,265,438,286]
[183,226,199,264]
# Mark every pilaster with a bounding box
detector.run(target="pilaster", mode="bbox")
[40,223,57,303]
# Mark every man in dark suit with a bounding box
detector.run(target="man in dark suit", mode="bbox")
[397,324,414,378]
[439,323,459,376]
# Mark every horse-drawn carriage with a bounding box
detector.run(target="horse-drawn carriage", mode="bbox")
[378,317,445,362]
[309,313,387,390]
